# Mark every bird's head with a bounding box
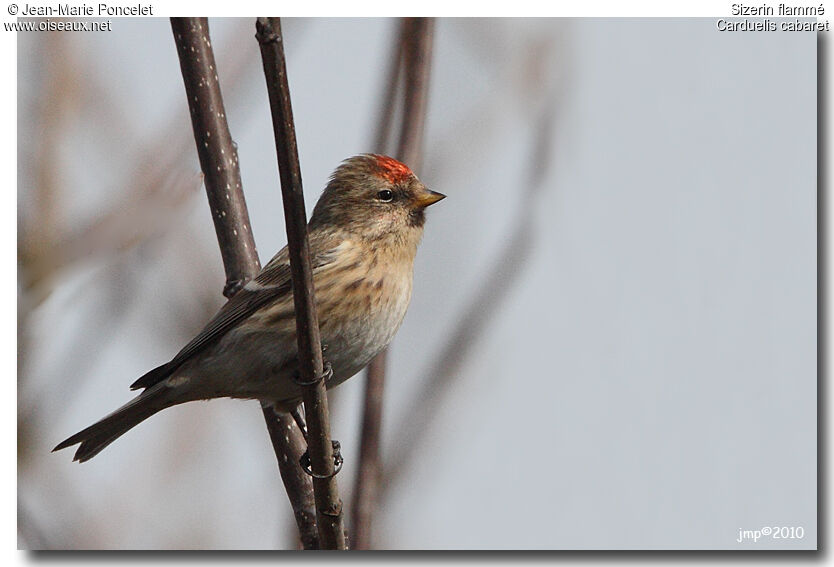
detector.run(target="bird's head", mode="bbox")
[310,154,445,243]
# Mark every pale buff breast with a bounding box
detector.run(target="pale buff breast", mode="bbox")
[223,234,420,398]
[315,238,416,386]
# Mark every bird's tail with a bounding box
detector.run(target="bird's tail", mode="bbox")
[53,384,181,463]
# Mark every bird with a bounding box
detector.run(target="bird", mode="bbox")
[54,154,445,463]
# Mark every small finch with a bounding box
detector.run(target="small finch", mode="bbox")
[55,154,444,462]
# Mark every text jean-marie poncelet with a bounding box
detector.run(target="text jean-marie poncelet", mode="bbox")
[19,2,153,16]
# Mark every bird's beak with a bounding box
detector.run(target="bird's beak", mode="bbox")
[414,189,446,208]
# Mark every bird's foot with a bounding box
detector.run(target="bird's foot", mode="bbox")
[290,406,308,440]
[299,440,343,479]
[291,361,333,387]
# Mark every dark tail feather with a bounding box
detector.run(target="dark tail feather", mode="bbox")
[130,360,177,391]
[53,384,178,462]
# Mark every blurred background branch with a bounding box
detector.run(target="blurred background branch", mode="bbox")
[350,17,434,551]
[17,20,270,549]
[18,19,261,434]
[382,41,564,501]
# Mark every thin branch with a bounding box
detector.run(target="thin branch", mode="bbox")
[370,24,404,155]
[263,406,318,550]
[348,23,404,550]
[384,203,535,489]
[171,17,318,550]
[350,353,387,550]
[17,32,73,302]
[25,22,269,435]
[351,17,435,550]
[396,19,435,169]
[255,16,347,551]
[19,20,260,304]
[18,32,76,467]
[384,73,564,499]
[170,17,258,298]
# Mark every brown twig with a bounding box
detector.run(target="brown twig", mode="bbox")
[396,19,434,168]
[384,65,563,499]
[350,353,387,550]
[350,18,435,550]
[25,22,268,431]
[18,32,76,472]
[17,32,73,302]
[170,17,258,298]
[255,16,347,551]
[370,24,405,155]
[20,19,260,305]
[171,17,318,550]
[263,406,318,550]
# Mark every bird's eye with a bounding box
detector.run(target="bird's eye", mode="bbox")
[377,189,394,202]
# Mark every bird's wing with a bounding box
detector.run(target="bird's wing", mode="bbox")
[130,236,341,391]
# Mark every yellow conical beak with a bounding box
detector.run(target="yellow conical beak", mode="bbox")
[414,189,446,208]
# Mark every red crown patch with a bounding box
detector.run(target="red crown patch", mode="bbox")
[373,155,413,184]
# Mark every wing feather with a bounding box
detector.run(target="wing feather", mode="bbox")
[130,237,340,390]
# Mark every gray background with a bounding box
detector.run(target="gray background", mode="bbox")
[18,18,816,549]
